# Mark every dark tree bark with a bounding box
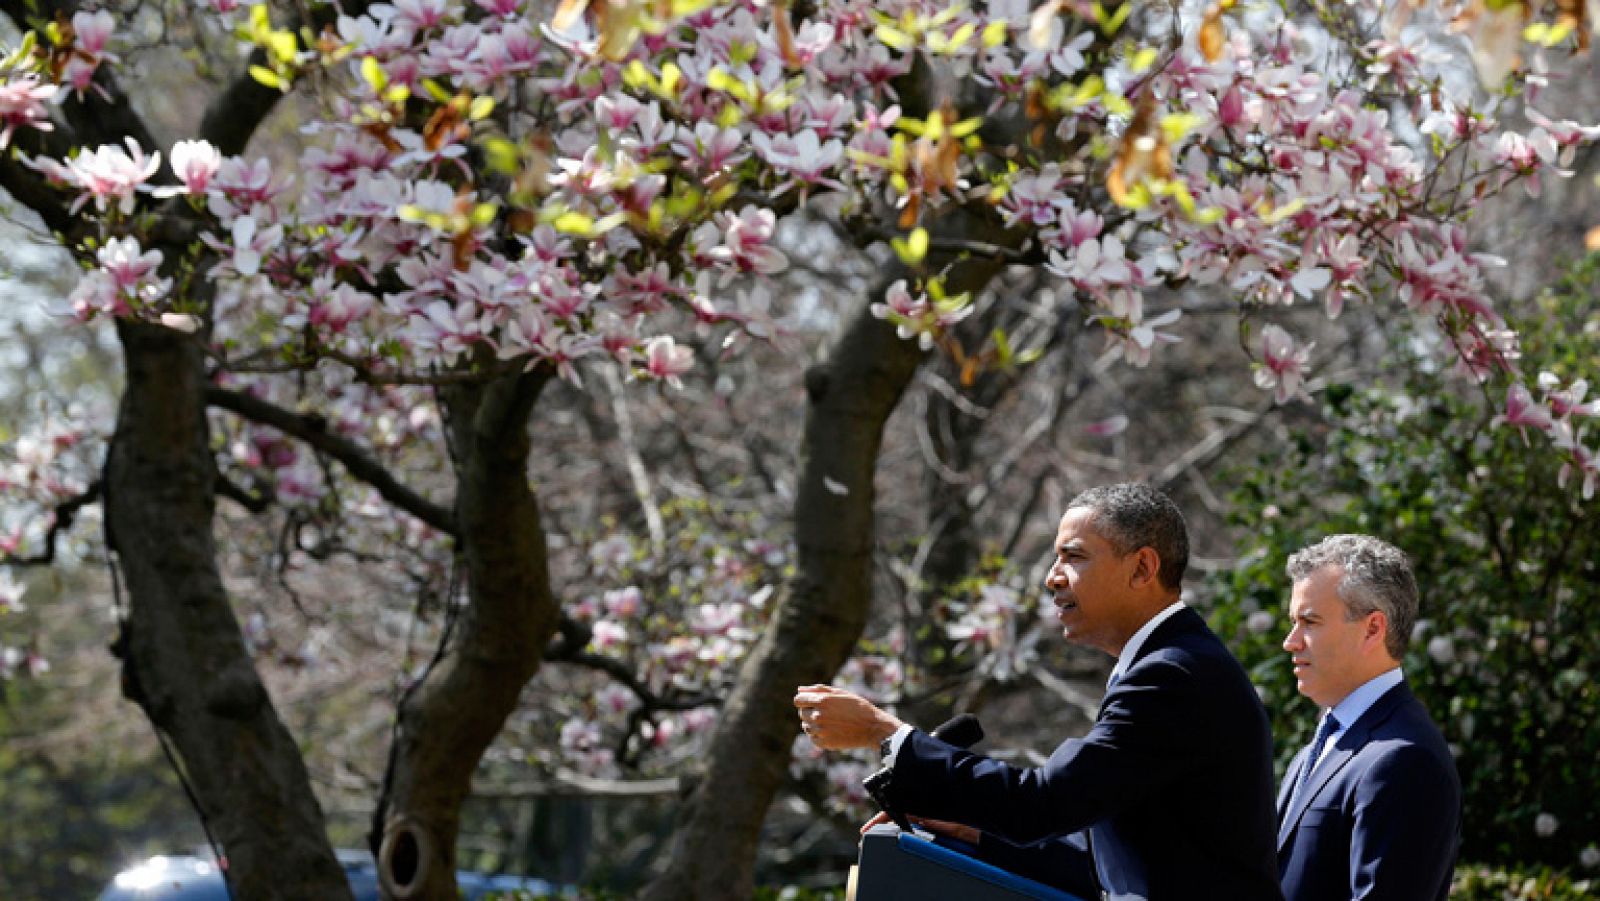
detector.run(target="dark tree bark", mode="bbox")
[372,368,562,900]
[106,321,352,899]
[642,217,1018,900]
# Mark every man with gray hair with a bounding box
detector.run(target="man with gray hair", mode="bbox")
[1277,534,1461,901]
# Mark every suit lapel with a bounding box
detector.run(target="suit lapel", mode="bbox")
[1276,747,1307,819]
[1097,608,1205,718]
[1277,683,1413,852]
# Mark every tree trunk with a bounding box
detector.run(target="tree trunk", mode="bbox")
[106,320,351,900]
[643,227,1015,900]
[374,368,561,900]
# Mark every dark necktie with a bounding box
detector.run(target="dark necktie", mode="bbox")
[1292,712,1340,808]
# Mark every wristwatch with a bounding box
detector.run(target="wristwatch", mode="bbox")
[879,734,895,760]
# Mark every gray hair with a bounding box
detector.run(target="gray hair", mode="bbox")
[1286,534,1418,660]
[1065,483,1189,591]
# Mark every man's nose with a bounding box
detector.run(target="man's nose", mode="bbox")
[1044,563,1063,591]
[1283,624,1302,652]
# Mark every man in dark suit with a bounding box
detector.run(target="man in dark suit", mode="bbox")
[1276,534,1461,900]
[796,484,1283,900]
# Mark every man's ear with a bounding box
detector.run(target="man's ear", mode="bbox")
[1364,610,1389,651]
[1129,546,1162,590]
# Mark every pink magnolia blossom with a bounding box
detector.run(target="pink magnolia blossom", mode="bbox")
[1254,324,1313,403]
[751,129,845,192]
[701,206,788,276]
[161,139,222,196]
[643,336,694,388]
[1526,108,1600,168]
[1046,235,1133,291]
[603,586,643,619]
[0,75,58,149]
[1492,383,1554,444]
[1544,378,1600,421]
[672,122,747,175]
[61,11,116,95]
[1556,438,1598,501]
[61,138,161,214]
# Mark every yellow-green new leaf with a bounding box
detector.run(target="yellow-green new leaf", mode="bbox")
[891,227,930,265]
[249,65,284,90]
[361,56,387,92]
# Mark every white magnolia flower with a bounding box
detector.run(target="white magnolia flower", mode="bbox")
[1535,813,1559,837]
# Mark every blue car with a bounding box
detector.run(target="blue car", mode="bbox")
[98,849,563,900]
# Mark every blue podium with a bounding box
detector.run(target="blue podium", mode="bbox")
[850,825,1087,900]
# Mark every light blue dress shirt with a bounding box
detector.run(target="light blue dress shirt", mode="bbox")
[1303,667,1406,783]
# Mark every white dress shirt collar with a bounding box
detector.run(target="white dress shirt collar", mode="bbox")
[1327,666,1405,732]
[1108,599,1187,687]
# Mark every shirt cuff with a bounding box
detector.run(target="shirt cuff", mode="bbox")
[883,723,915,766]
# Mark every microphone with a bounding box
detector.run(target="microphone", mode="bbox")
[930,713,984,749]
[862,713,984,832]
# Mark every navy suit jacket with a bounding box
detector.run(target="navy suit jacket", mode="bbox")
[885,607,1283,901]
[1276,681,1461,901]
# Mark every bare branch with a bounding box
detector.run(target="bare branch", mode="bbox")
[1,480,102,567]
[216,471,274,513]
[0,125,85,237]
[546,617,723,713]
[205,386,457,536]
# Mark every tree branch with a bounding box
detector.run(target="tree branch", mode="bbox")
[0,480,102,567]
[197,0,379,155]
[215,471,274,513]
[545,617,723,713]
[0,125,85,237]
[204,386,457,536]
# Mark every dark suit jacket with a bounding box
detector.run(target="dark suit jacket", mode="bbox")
[1276,681,1461,901]
[886,606,1284,901]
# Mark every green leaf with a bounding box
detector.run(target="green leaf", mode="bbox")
[551,210,595,234]
[891,227,930,265]
[249,65,284,90]
[659,61,682,96]
[949,116,984,139]
[1161,112,1204,144]
[1128,46,1158,72]
[484,137,519,174]
[265,30,298,65]
[1097,1,1133,34]
[992,328,1014,367]
[422,79,452,103]
[875,23,914,50]
[360,56,387,93]
[981,19,1008,48]
[468,95,495,121]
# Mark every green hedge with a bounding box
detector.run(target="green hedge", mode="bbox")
[1451,863,1596,899]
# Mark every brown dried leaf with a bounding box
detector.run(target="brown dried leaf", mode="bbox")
[774,1,802,67]
[1107,93,1171,206]
[1199,4,1227,62]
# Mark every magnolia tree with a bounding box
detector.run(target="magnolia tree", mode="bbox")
[3,0,1600,897]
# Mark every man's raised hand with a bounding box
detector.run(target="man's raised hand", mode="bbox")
[792,684,905,750]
